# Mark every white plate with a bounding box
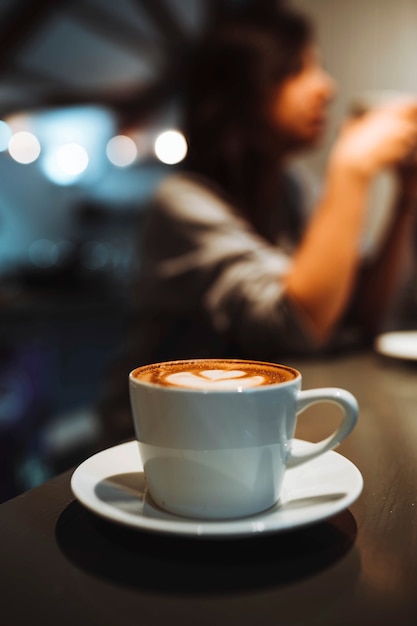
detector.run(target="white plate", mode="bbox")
[71,440,363,539]
[375,330,417,361]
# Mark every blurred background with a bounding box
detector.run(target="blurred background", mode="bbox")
[1,0,417,502]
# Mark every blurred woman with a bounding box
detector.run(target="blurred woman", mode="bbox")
[99,2,417,443]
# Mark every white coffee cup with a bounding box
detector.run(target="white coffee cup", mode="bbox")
[129,358,358,520]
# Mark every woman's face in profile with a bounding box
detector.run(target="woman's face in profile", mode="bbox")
[270,45,335,149]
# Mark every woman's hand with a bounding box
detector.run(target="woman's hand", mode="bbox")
[329,100,417,180]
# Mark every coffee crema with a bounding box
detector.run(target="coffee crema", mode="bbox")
[131,359,298,390]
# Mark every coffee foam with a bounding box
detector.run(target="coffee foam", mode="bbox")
[132,359,297,390]
[166,370,266,389]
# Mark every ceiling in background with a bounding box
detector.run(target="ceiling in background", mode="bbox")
[0,0,221,128]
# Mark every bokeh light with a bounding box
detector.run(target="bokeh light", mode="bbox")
[8,131,41,164]
[56,143,89,176]
[29,239,59,268]
[154,129,188,165]
[42,142,89,185]
[80,241,110,270]
[0,120,12,151]
[106,135,137,167]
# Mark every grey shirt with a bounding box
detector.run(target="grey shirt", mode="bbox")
[127,171,321,364]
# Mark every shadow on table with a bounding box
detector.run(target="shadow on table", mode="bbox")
[55,500,360,595]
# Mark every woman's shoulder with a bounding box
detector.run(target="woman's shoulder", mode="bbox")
[154,172,240,224]
[157,171,224,201]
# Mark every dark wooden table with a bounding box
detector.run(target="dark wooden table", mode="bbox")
[1,349,417,626]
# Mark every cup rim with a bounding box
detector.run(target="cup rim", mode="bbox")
[129,358,301,392]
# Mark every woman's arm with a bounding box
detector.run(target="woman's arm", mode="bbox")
[284,101,417,343]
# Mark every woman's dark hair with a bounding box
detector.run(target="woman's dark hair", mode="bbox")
[181,3,314,235]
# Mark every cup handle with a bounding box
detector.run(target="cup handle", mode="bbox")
[286,388,358,468]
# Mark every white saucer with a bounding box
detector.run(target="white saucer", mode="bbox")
[71,440,363,539]
[375,330,417,361]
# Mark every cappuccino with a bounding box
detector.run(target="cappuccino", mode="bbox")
[129,357,358,519]
[131,359,297,390]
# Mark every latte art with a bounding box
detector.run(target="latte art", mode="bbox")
[166,369,266,389]
[132,359,298,390]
